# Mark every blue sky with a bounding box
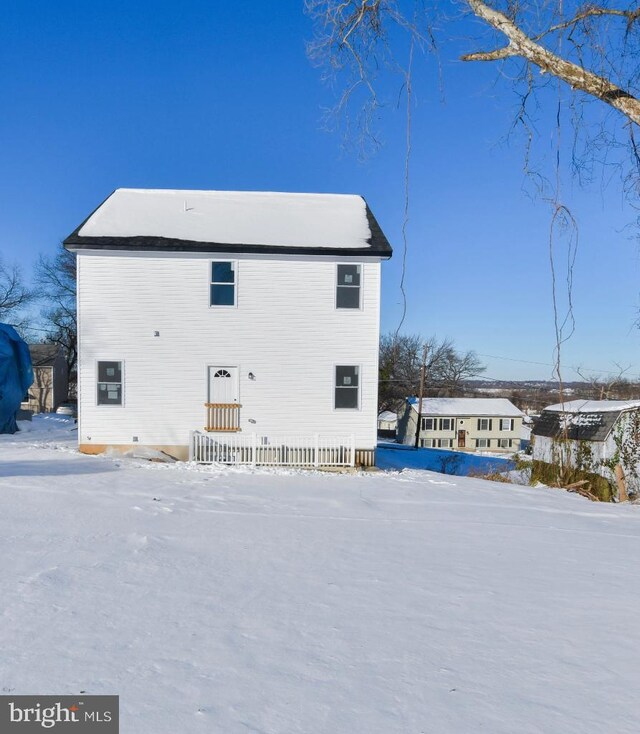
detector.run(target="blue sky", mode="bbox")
[0,1,638,381]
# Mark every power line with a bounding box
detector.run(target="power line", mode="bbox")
[476,352,640,379]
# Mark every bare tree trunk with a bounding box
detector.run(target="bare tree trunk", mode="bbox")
[462,0,640,127]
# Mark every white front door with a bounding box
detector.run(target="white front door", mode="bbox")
[208,366,239,404]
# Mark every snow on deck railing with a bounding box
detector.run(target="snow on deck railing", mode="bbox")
[189,431,355,468]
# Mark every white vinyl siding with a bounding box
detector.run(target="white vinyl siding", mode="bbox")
[77,253,381,449]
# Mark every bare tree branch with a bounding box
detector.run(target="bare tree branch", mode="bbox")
[540,6,640,39]
[462,0,640,126]
[0,260,33,321]
[34,245,77,382]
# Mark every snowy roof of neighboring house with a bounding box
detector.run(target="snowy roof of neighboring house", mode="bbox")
[533,399,640,442]
[28,344,61,368]
[63,188,393,258]
[408,397,524,417]
[378,411,397,422]
[543,399,640,413]
[533,411,618,442]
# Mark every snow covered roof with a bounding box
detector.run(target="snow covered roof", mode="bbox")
[544,399,640,413]
[378,411,397,422]
[408,397,524,417]
[63,188,393,258]
[534,400,640,441]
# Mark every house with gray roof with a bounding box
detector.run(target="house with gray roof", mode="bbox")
[532,399,640,497]
[397,397,524,452]
[21,344,68,414]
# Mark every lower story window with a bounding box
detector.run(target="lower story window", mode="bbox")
[420,438,434,448]
[438,438,453,448]
[476,438,490,448]
[498,438,513,449]
[97,361,123,405]
[335,365,359,409]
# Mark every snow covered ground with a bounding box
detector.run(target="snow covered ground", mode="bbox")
[1,416,640,733]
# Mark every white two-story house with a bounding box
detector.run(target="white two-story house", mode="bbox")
[63,188,392,466]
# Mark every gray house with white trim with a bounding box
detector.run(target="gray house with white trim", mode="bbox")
[398,397,524,452]
[21,344,68,414]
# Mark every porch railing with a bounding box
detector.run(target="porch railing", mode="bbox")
[189,431,355,468]
[205,403,241,432]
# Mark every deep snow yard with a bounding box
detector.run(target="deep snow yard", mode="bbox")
[1,417,640,733]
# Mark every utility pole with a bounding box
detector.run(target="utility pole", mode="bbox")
[414,344,429,449]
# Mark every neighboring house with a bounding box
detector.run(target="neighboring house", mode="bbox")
[63,188,392,466]
[397,397,524,452]
[532,399,640,496]
[21,344,68,414]
[377,410,397,439]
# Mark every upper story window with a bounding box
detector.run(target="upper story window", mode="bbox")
[336,264,361,309]
[210,261,236,306]
[439,418,454,431]
[421,417,436,431]
[335,365,360,409]
[500,418,514,431]
[477,418,493,431]
[97,361,122,405]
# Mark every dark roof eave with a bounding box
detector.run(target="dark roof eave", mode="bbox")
[62,195,393,258]
[63,235,392,258]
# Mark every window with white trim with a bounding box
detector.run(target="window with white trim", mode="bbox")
[476,438,490,448]
[335,366,360,409]
[478,418,493,431]
[498,438,513,448]
[439,418,454,431]
[97,361,122,405]
[500,418,514,431]
[210,261,236,306]
[420,438,434,448]
[336,264,361,309]
[421,417,436,431]
[438,438,453,448]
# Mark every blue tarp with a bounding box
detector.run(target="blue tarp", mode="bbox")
[376,442,515,476]
[0,324,33,434]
